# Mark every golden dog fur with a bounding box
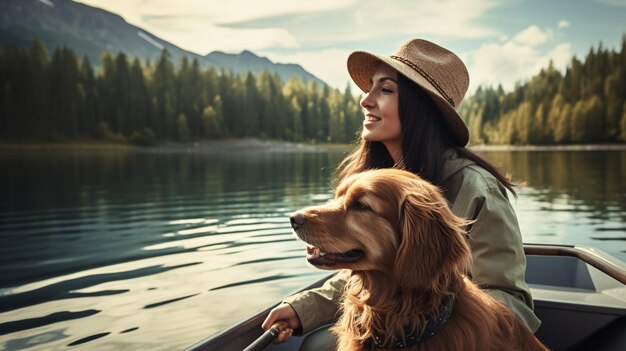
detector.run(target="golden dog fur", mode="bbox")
[291,169,547,351]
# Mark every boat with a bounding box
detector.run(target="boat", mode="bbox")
[186,244,626,351]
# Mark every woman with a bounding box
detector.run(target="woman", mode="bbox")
[262,38,541,344]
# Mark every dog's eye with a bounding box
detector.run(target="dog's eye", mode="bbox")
[349,201,370,211]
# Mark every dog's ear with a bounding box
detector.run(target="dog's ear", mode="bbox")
[395,185,471,292]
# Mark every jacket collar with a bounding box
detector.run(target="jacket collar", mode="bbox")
[440,148,474,184]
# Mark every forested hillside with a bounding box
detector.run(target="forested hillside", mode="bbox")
[0,40,362,144]
[2,36,625,146]
[459,35,626,145]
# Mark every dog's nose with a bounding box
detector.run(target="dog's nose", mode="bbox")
[290,212,307,230]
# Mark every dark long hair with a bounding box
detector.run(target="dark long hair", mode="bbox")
[336,72,516,196]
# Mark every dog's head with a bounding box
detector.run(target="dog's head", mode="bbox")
[290,168,471,290]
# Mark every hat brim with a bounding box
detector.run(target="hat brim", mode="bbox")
[347,51,469,146]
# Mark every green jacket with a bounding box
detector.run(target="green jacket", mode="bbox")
[284,149,541,333]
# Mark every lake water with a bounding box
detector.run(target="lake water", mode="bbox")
[1,147,625,351]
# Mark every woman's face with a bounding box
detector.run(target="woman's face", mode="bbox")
[360,64,402,148]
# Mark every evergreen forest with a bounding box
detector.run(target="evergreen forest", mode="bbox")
[459,35,626,144]
[0,39,362,145]
[1,36,625,145]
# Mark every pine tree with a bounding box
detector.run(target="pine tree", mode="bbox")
[547,94,564,143]
[620,102,626,142]
[98,53,116,138]
[290,95,303,141]
[27,39,50,139]
[307,81,320,141]
[242,72,260,136]
[217,69,237,137]
[176,57,204,138]
[177,113,190,141]
[78,56,98,137]
[604,68,624,140]
[151,49,177,139]
[2,45,29,138]
[515,102,533,144]
[555,103,572,143]
[342,83,361,143]
[202,105,221,138]
[113,52,132,135]
[571,96,604,142]
[49,47,80,139]
[129,58,149,136]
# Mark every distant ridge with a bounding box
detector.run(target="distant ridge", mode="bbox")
[0,0,325,84]
[206,50,320,82]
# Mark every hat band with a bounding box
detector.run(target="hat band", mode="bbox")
[390,55,455,107]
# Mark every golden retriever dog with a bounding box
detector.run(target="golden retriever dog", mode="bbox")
[289,169,547,351]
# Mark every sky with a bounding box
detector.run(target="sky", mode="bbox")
[74,0,626,94]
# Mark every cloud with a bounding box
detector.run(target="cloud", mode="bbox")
[258,0,500,90]
[348,0,499,40]
[262,48,357,92]
[75,0,357,54]
[512,25,550,46]
[464,25,571,92]
[77,0,358,24]
[77,0,501,55]
[558,20,570,29]
[204,0,360,24]
[140,16,300,54]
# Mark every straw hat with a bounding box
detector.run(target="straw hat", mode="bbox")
[347,39,470,146]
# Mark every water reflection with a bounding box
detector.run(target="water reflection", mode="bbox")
[478,150,626,257]
[0,151,344,288]
[481,150,626,213]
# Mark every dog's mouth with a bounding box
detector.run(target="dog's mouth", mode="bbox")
[305,244,364,266]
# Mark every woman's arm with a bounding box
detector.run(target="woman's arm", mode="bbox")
[280,270,349,334]
[452,166,541,332]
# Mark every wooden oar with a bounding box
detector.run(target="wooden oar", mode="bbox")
[242,321,289,351]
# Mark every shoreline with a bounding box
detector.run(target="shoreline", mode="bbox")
[141,139,350,154]
[0,139,342,153]
[468,143,626,151]
[1,139,625,153]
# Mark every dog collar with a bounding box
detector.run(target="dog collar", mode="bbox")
[367,296,455,349]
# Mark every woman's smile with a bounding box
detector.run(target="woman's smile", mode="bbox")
[363,113,381,126]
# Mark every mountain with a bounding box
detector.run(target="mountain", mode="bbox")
[0,0,324,84]
[206,50,320,82]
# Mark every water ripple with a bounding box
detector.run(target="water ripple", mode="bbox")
[66,332,110,346]
[120,327,139,334]
[143,293,200,309]
[209,274,299,291]
[0,309,100,335]
[234,256,303,266]
[0,263,200,312]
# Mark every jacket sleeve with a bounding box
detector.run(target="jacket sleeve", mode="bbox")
[282,270,349,334]
[452,171,541,332]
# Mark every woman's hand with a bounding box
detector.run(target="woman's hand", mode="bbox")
[261,303,301,343]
